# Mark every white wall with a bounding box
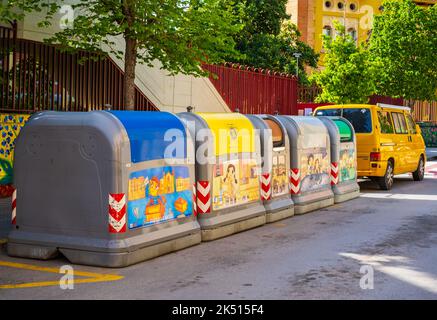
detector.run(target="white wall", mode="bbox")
[15,4,230,113]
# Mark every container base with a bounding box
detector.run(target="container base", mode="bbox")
[7,232,201,268]
[201,215,266,241]
[334,189,360,203]
[266,206,294,223]
[294,197,334,215]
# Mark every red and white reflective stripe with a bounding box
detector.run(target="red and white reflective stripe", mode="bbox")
[331,162,339,185]
[289,168,301,195]
[196,181,211,214]
[11,188,16,225]
[192,183,197,216]
[260,172,272,201]
[108,193,126,233]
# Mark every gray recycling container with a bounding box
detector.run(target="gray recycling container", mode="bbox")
[177,112,266,241]
[7,111,201,267]
[318,116,360,203]
[274,116,334,214]
[246,115,294,222]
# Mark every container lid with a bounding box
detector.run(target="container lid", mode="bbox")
[333,119,353,142]
[108,111,187,163]
[264,118,284,147]
[196,113,256,156]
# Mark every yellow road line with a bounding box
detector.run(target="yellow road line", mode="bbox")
[0,260,123,289]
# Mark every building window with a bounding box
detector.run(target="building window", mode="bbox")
[325,1,332,8]
[337,1,344,10]
[323,26,332,37]
[348,28,357,41]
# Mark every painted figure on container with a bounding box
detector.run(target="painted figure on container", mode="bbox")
[145,176,166,222]
[223,163,238,203]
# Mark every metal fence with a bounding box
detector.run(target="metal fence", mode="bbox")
[298,84,321,103]
[0,25,156,114]
[203,63,298,115]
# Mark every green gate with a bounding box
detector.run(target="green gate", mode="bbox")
[418,122,437,147]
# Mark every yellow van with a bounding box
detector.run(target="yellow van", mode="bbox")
[314,104,426,190]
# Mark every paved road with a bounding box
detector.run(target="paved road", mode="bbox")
[1,162,437,300]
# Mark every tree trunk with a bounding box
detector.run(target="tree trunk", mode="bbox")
[123,35,137,110]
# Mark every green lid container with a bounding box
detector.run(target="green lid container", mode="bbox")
[333,119,353,142]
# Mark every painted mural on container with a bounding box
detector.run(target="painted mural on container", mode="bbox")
[339,148,356,182]
[212,158,260,210]
[0,113,30,198]
[127,166,193,229]
[299,148,330,192]
[271,151,288,197]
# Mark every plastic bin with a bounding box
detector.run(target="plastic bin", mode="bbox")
[7,111,201,267]
[274,116,334,214]
[318,116,360,203]
[178,112,266,241]
[246,115,294,222]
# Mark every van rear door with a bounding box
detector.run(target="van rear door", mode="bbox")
[341,108,375,176]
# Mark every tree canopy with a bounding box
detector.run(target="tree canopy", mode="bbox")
[310,21,378,104]
[230,0,318,83]
[369,0,437,102]
[1,0,243,109]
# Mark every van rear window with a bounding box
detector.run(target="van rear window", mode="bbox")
[342,109,372,133]
[315,108,372,133]
[315,109,342,116]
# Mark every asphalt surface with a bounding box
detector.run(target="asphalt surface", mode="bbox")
[1,161,437,300]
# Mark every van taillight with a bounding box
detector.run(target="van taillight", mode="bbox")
[370,152,381,161]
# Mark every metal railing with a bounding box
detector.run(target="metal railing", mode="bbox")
[297,84,322,103]
[0,24,157,113]
[203,63,298,115]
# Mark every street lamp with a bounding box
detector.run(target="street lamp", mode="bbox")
[293,52,302,79]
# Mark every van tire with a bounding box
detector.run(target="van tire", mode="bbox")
[378,160,394,190]
[412,157,425,181]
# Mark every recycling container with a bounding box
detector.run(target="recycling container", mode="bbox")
[318,116,360,203]
[274,116,334,214]
[178,112,266,241]
[7,111,201,267]
[246,115,294,222]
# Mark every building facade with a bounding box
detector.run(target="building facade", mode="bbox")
[287,0,436,62]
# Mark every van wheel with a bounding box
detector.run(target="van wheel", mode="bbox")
[378,160,394,190]
[412,157,425,181]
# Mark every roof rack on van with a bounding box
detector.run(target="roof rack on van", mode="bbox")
[377,103,411,112]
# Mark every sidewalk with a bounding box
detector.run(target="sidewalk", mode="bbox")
[426,148,437,161]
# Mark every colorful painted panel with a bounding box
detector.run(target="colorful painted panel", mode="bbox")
[339,146,356,182]
[418,123,437,147]
[300,148,330,193]
[212,158,260,210]
[0,113,30,197]
[271,150,288,197]
[127,166,193,229]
